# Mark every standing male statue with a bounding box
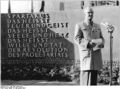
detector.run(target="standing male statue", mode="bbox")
[74,7,105,85]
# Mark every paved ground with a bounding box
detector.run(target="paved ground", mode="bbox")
[2,80,116,86]
[3,80,120,86]
[1,80,78,85]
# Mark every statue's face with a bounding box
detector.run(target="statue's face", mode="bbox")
[85,11,94,21]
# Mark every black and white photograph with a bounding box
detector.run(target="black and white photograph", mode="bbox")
[1,0,120,87]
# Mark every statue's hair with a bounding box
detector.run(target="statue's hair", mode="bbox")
[84,7,94,13]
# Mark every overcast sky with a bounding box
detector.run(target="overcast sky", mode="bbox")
[1,0,55,13]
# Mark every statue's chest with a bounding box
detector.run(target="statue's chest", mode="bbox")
[81,25,101,40]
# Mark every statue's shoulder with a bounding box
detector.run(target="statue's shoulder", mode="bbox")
[76,22,85,28]
[93,22,101,29]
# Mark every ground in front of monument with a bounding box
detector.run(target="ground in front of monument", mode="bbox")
[1,80,78,85]
[2,80,120,86]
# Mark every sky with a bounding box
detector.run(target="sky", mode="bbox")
[1,0,54,13]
